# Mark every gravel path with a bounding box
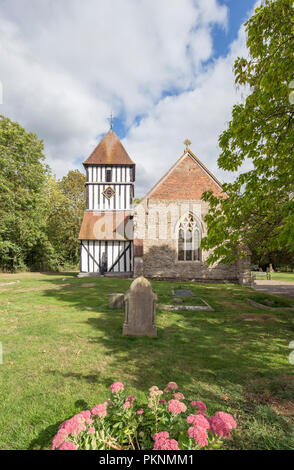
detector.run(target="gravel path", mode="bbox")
[253,280,294,299]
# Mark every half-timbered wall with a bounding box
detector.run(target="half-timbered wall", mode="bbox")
[80,240,133,273]
[85,165,134,211]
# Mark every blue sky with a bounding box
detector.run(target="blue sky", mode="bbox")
[0,0,259,195]
[113,0,258,142]
[212,0,257,59]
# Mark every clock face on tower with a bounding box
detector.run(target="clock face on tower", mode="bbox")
[102,186,116,200]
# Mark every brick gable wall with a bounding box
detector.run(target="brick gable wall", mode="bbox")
[149,154,223,200]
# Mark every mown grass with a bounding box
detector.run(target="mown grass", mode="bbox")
[0,272,294,450]
[247,292,294,308]
[252,272,294,283]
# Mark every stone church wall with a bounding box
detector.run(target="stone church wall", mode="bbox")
[133,198,250,284]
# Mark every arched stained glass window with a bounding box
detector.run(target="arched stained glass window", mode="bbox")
[178,213,201,261]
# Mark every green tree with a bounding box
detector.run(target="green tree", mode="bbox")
[0,115,48,271]
[201,0,294,266]
[45,170,85,267]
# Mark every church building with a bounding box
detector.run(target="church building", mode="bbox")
[79,130,250,284]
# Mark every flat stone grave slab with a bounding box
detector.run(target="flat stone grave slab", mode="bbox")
[160,298,213,311]
[175,289,193,297]
[160,287,214,311]
[0,280,20,287]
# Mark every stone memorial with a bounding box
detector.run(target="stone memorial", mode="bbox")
[175,288,193,297]
[108,293,125,309]
[123,276,157,337]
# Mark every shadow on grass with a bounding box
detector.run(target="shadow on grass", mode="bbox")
[37,275,293,389]
[29,274,294,449]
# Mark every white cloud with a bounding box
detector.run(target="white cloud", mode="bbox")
[0,0,257,195]
[123,26,250,195]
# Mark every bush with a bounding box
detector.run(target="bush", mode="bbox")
[0,241,26,272]
[51,382,237,450]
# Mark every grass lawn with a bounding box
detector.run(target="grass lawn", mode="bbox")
[0,272,294,450]
[271,273,294,283]
[252,272,294,283]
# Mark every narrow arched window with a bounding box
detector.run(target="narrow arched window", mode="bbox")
[178,213,201,261]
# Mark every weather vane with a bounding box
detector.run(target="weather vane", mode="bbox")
[108,110,114,130]
[184,138,191,148]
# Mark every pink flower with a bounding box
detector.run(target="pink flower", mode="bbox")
[109,381,124,393]
[137,408,143,415]
[186,414,210,429]
[153,431,169,441]
[79,410,91,420]
[173,392,185,400]
[51,429,68,450]
[58,415,86,436]
[159,400,166,404]
[168,399,187,414]
[209,416,231,438]
[150,389,163,397]
[57,441,77,450]
[188,426,208,447]
[91,403,107,418]
[123,401,131,409]
[153,437,179,450]
[190,401,207,411]
[78,410,93,424]
[215,412,236,430]
[166,382,178,391]
[88,427,95,434]
[126,395,136,403]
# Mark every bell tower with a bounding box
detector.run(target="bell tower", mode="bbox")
[78,129,135,275]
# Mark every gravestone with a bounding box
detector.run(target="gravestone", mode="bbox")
[123,276,157,337]
[108,293,125,309]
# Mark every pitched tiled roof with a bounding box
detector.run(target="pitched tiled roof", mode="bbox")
[83,130,135,166]
[139,148,224,202]
[78,211,133,240]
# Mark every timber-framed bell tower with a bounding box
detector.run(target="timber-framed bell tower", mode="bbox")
[78,128,135,275]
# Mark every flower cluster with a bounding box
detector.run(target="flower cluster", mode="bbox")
[168,399,187,414]
[51,411,92,450]
[186,410,237,447]
[91,403,107,418]
[152,431,179,450]
[148,385,164,410]
[110,382,124,394]
[51,381,237,450]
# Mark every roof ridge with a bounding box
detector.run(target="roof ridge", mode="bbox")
[83,130,135,166]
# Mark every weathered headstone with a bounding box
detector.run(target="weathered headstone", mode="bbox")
[123,276,157,337]
[108,293,125,309]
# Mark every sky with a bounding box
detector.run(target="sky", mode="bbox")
[0,0,260,197]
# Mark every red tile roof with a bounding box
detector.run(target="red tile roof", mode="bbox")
[78,211,133,240]
[83,130,135,166]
